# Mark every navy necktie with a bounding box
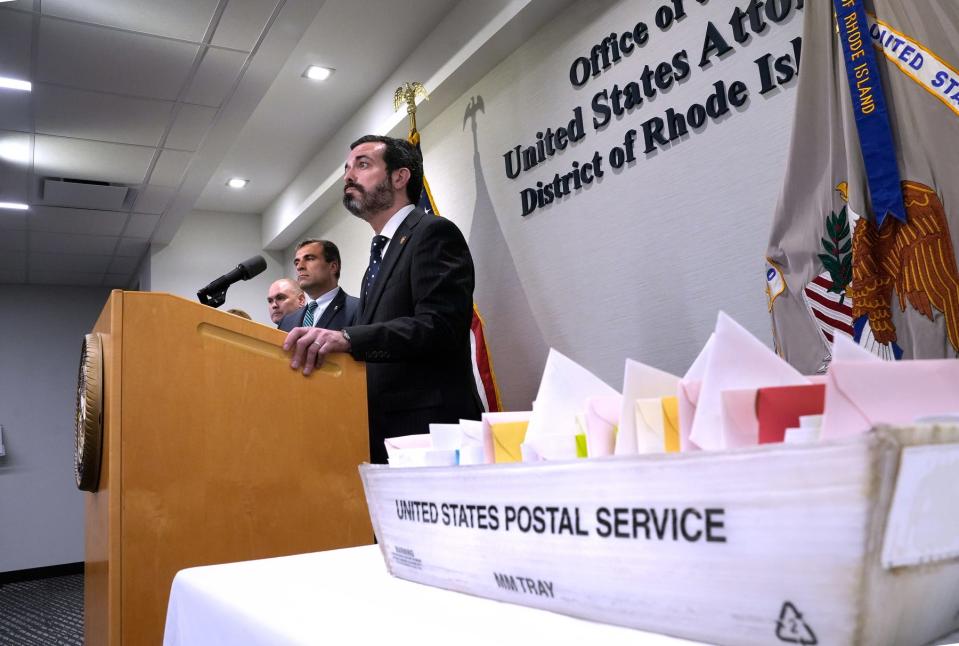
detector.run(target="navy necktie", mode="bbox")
[302,301,318,327]
[364,235,389,301]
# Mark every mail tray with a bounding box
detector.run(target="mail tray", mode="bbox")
[359,425,959,646]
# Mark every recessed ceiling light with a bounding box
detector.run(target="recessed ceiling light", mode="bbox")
[0,202,29,211]
[227,178,248,189]
[303,66,334,81]
[0,140,29,164]
[0,76,31,92]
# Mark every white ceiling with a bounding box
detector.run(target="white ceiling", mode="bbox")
[0,0,566,288]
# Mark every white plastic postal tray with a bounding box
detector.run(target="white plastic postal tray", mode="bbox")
[360,425,959,646]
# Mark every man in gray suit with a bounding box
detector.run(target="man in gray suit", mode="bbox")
[278,239,358,333]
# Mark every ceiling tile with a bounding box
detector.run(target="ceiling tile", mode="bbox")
[132,184,176,214]
[41,0,220,43]
[28,205,127,235]
[0,229,27,251]
[116,237,149,257]
[164,104,218,151]
[0,210,27,231]
[34,135,154,185]
[38,17,199,101]
[182,47,247,107]
[35,85,174,147]
[0,251,26,271]
[0,88,32,133]
[29,269,104,285]
[124,212,160,238]
[150,149,192,187]
[30,230,118,255]
[31,251,112,273]
[104,272,135,287]
[0,8,33,80]
[108,255,140,273]
[212,0,278,51]
[0,268,28,283]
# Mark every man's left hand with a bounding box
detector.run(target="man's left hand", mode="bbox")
[284,327,351,375]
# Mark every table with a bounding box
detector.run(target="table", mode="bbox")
[163,545,704,645]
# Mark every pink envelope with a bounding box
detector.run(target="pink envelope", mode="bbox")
[678,379,702,452]
[677,334,714,452]
[820,359,959,439]
[719,388,760,448]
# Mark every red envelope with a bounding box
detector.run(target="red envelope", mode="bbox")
[756,384,826,444]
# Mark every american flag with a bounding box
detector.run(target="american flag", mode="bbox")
[802,273,854,344]
[413,140,502,412]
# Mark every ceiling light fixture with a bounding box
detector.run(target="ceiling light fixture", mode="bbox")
[0,76,31,92]
[227,178,249,189]
[0,140,30,164]
[303,66,334,81]
[0,202,29,211]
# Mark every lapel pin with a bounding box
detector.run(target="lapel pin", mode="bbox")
[399,235,407,244]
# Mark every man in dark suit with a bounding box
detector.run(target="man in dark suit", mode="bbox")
[284,135,482,463]
[278,239,358,333]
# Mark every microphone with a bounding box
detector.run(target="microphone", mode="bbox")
[197,255,267,308]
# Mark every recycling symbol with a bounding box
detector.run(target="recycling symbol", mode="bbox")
[776,601,818,645]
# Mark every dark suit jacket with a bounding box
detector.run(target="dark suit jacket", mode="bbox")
[277,287,358,332]
[345,208,482,463]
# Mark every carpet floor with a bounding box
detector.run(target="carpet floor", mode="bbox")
[0,574,83,646]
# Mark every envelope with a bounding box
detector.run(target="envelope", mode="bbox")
[634,398,666,454]
[429,423,463,450]
[820,357,959,439]
[690,312,808,451]
[678,334,713,452]
[384,434,456,468]
[458,419,485,454]
[481,411,530,463]
[525,349,619,442]
[585,395,620,457]
[491,420,528,463]
[662,397,680,453]
[756,384,826,444]
[528,433,580,461]
[384,433,432,462]
[615,359,680,455]
[719,388,760,448]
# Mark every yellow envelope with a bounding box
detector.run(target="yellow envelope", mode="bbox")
[491,421,528,463]
[662,396,680,453]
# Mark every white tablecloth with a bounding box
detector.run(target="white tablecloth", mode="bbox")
[163,545,705,646]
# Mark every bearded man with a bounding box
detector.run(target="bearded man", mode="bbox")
[284,135,482,464]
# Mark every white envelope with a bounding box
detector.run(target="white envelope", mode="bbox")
[525,348,619,441]
[634,398,667,454]
[689,312,808,451]
[614,359,680,455]
[584,395,620,457]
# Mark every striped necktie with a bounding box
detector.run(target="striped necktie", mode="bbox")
[302,301,318,327]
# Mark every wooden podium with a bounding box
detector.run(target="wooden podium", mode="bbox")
[83,291,372,645]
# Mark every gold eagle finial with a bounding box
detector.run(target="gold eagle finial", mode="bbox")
[393,82,429,143]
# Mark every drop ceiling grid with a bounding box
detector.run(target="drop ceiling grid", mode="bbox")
[0,0,271,287]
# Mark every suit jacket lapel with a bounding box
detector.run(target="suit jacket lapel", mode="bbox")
[317,288,345,328]
[360,208,424,323]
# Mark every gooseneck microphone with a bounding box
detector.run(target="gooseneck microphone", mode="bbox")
[197,255,267,308]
